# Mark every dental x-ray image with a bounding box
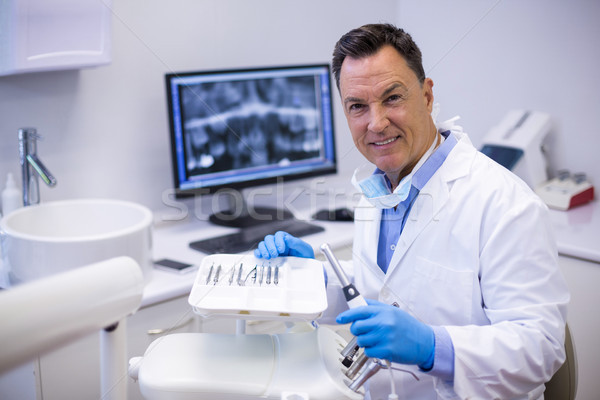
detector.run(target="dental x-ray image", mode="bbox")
[180,76,323,177]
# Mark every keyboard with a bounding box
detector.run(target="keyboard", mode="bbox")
[189,219,325,254]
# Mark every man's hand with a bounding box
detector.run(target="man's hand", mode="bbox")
[254,231,315,259]
[336,299,435,369]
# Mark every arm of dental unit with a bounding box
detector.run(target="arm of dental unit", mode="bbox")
[0,257,144,400]
[320,243,385,393]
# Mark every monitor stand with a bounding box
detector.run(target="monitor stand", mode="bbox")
[208,193,294,228]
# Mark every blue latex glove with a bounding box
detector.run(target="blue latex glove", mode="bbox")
[254,231,315,259]
[336,299,435,369]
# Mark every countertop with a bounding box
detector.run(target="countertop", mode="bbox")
[143,199,599,308]
[141,216,354,308]
[548,199,600,263]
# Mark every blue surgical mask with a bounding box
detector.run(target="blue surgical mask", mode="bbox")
[351,168,412,209]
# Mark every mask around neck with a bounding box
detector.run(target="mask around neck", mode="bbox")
[351,166,412,209]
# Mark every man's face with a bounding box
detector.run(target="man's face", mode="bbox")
[339,45,436,187]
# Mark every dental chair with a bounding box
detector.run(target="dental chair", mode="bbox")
[129,254,369,400]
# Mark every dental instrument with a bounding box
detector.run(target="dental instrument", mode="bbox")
[213,264,221,284]
[237,263,244,286]
[205,263,214,285]
[266,265,272,285]
[229,265,236,285]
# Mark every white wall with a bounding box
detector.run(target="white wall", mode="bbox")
[398,0,600,182]
[6,1,595,215]
[398,3,600,398]
[0,0,397,213]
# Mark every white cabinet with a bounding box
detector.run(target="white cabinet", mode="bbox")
[0,0,111,76]
[558,254,600,400]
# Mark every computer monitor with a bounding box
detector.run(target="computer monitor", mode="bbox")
[165,64,337,228]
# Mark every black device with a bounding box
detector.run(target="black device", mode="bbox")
[154,258,197,274]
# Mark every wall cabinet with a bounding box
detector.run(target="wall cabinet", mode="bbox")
[0,0,111,76]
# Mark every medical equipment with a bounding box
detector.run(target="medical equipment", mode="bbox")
[320,243,392,393]
[480,110,552,188]
[535,169,595,210]
[320,243,367,310]
[130,253,379,399]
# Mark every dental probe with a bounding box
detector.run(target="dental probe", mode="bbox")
[205,264,214,285]
[229,265,235,285]
[213,265,221,284]
[320,243,368,309]
[237,263,244,286]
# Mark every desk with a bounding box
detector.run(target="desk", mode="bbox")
[142,217,354,308]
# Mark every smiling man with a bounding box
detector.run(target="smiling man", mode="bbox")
[339,44,437,190]
[256,23,569,400]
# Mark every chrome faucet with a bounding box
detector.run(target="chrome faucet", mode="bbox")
[18,128,57,206]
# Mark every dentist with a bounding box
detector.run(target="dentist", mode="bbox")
[255,23,569,400]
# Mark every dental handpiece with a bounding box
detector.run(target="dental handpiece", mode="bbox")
[320,243,367,369]
[340,336,360,367]
[320,243,368,309]
[348,359,382,393]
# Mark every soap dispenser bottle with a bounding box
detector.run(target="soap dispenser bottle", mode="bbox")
[2,173,22,216]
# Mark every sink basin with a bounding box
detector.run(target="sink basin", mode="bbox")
[1,199,153,286]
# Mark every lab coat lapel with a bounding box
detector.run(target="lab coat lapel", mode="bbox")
[385,135,472,278]
[354,198,384,278]
[385,177,450,277]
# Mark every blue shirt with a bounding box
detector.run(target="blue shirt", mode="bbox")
[377,130,457,380]
[376,131,457,270]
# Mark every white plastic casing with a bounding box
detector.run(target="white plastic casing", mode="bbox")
[535,177,595,210]
[134,328,363,400]
[482,110,552,188]
[0,256,144,374]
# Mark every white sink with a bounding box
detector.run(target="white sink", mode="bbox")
[0,199,153,286]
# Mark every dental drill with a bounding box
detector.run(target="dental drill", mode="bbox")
[320,243,384,393]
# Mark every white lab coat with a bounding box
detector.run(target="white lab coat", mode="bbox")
[323,131,569,400]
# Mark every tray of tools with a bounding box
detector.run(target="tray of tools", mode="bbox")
[188,254,328,320]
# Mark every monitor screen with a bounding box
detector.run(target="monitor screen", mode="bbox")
[165,64,337,199]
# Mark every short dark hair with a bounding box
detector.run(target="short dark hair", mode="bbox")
[331,23,425,90]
